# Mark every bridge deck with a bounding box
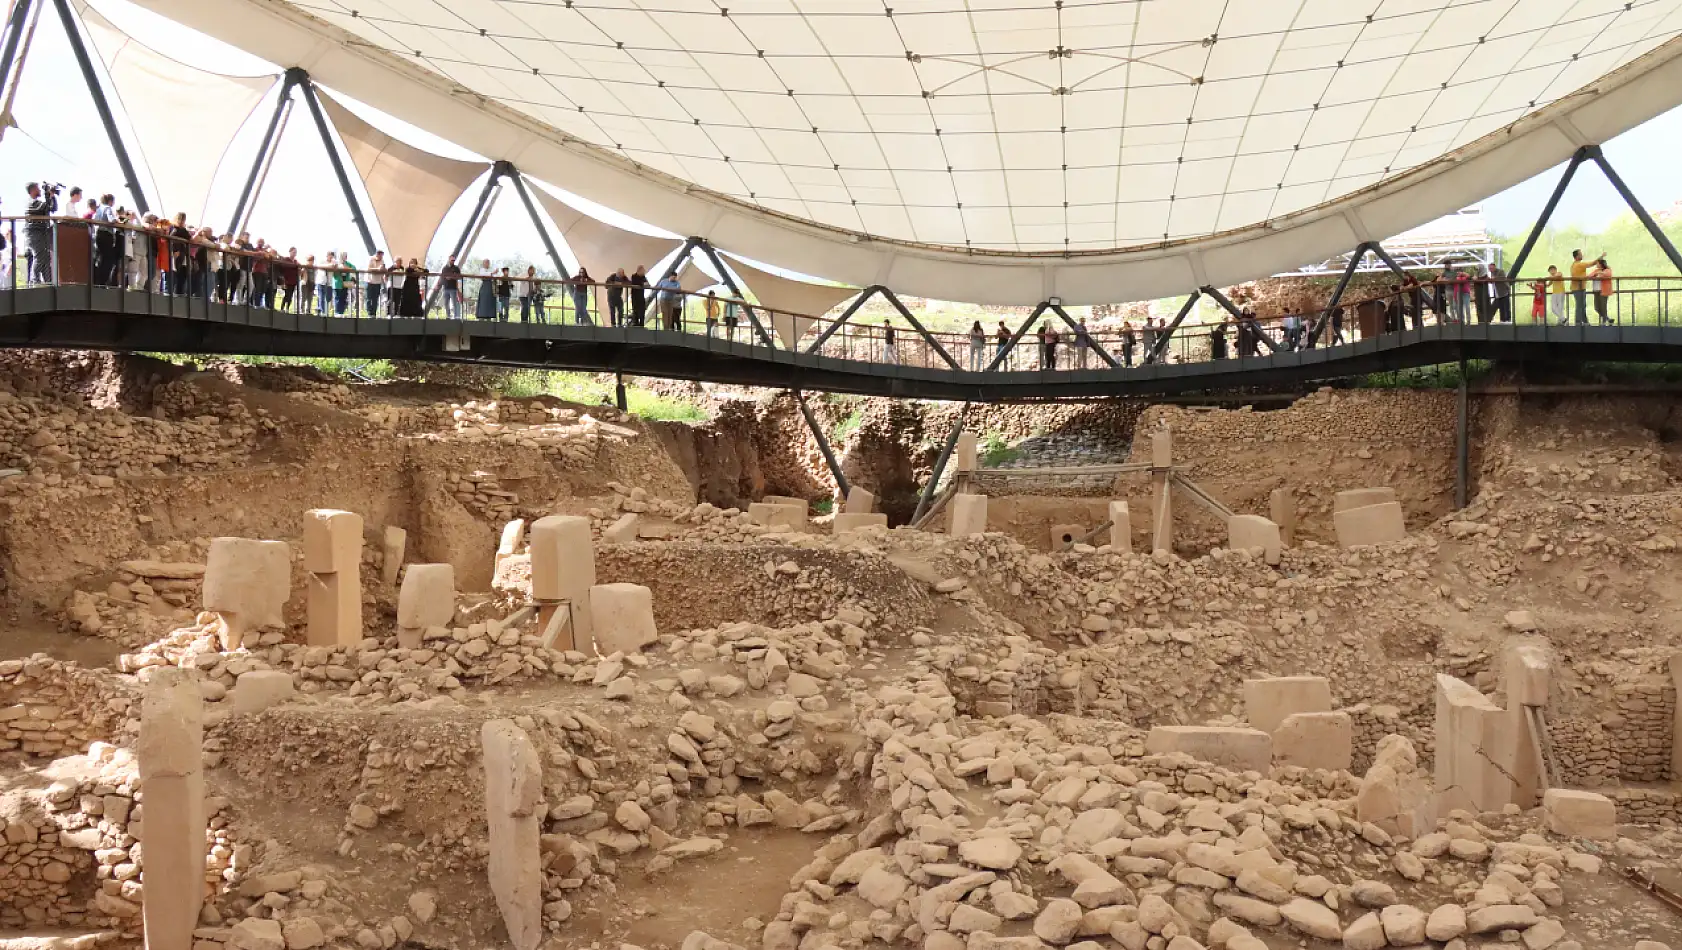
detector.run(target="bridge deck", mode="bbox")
[3,285,1677,401]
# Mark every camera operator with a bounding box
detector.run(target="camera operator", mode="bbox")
[24,182,59,285]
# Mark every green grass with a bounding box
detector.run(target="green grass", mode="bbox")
[495,369,708,422]
[143,353,396,380]
[812,498,834,515]
[1351,360,1495,389]
[980,432,1023,467]
[832,408,865,444]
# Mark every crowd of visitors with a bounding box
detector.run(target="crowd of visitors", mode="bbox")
[10,181,1641,372]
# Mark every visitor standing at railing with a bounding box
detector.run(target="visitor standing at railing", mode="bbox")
[994,321,1010,369]
[1330,305,1346,344]
[495,267,513,319]
[279,248,300,311]
[514,267,532,322]
[1547,265,1566,324]
[571,268,593,325]
[630,265,649,327]
[364,251,386,316]
[882,323,898,365]
[1569,250,1590,325]
[317,252,335,315]
[167,213,191,298]
[333,253,353,315]
[605,268,627,326]
[1075,318,1092,369]
[472,259,495,319]
[1590,257,1614,325]
[1119,322,1135,367]
[1490,264,1511,323]
[1210,321,1228,359]
[298,255,315,315]
[968,321,985,371]
[704,290,720,337]
[439,255,462,320]
[399,258,425,316]
[723,295,739,339]
[1529,277,1547,322]
[655,272,682,330]
[92,194,117,286]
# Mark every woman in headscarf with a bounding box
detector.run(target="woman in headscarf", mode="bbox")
[475,259,497,320]
[399,257,425,316]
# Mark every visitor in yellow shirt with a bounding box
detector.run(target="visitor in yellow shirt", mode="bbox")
[1546,265,1566,324]
[1589,257,1614,325]
[1568,249,1590,325]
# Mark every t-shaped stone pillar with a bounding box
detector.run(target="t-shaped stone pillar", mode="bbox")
[397,563,456,648]
[843,486,876,514]
[955,430,979,473]
[529,515,595,653]
[1150,430,1173,555]
[138,667,205,950]
[949,493,987,536]
[202,537,291,649]
[303,509,363,648]
[1108,501,1131,553]
[482,720,543,950]
[1269,488,1296,548]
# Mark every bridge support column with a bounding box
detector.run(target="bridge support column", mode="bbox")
[227,70,302,236]
[296,73,375,254]
[1456,356,1470,510]
[794,390,849,498]
[913,408,968,524]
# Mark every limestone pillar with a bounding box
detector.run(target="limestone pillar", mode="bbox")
[138,667,205,950]
[591,583,658,654]
[1150,430,1172,555]
[949,494,987,536]
[1333,502,1407,548]
[844,486,876,514]
[380,526,406,588]
[1243,676,1332,734]
[1433,674,1515,816]
[834,512,888,535]
[1503,642,1552,808]
[1269,488,1296,547]
[303,509,364,648]
[496,519,527,573]
[482,720,543,950]
[1108,501,1131,553]
[955,430,978,473]
[202,537,291,649]
[397,564,456,648]
[1226,515,1282,565]
[529,515,595,652]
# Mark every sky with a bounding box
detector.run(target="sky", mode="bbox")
[2,0,1680,283]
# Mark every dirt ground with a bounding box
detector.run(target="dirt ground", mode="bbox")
[6,353,1682,950]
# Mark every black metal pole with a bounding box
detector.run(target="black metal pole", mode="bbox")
[880,287,961,370]
[806,286,878,354]
[656,237,697,284]
[986,302,1048,372]
[1145,293,1201,365]
[693,239,776,348]
[1307,244,1368,346]
[794,390,850,496]
[227,71,298,236]
[0,0,37,99]
[52,0,148,214]
[615,372,628,412]
[1048,303,1118,367]
[1509,147,1589,279]
[912,407,967,524]
[505,165,570,280]
[1592,150,1682,276]
[296,75,376,255]
[1455,354,1469,509]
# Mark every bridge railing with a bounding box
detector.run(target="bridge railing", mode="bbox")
[6,216,1680,374]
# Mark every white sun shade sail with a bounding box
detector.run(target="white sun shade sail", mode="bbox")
[315,90,488,263]
[531,187,682,281]
[720,254,858,350]
[127,0,1682,304]
[75,0,275,223]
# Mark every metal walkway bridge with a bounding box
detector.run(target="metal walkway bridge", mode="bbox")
[5,281,1682,402]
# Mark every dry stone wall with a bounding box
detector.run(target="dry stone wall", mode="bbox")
[1,656,136,757]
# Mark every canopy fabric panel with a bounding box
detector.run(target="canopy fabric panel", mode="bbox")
[720,254,857,350]
[532,188,682,281]
[125,0,1682,304]
[676,262,711,294]
[314,90,486,263]
[75,1,274,222]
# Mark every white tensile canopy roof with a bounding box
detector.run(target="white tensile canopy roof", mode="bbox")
[130,0,1682,304]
